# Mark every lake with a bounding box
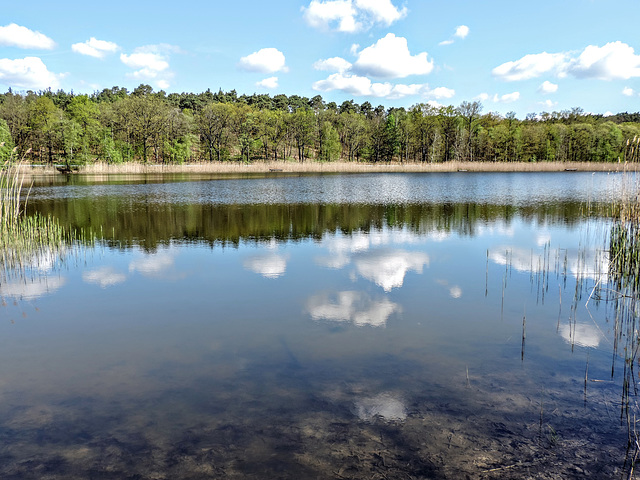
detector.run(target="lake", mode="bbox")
[0,171,635,479]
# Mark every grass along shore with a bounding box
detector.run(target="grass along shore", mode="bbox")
[13,160,640,176]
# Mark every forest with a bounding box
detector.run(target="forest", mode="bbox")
[0,84,639,165]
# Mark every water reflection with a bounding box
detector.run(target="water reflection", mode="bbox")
[243,252,288,278]
[129,252,176,277]
[355,392,407,422]
[354,249,430,291]
[306,291,400,327]
[0,276,66,299]
[1,172,635,478]
[489,244,609,282]
[559,323,602,348]
[83,266,127,288]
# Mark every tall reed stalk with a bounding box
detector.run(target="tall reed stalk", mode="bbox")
[1,160,69,273]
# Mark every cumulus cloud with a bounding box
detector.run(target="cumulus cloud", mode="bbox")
[353,33,433,78]
[454,25,469,39]
[623,86,635,96]
[256,76,279,89]
[312,34,440,99]
[474,91,520,103]
[539,99,558,109]
[312,72,451,100]
[306,290,400,327]
[313,57,353,73]
[72,37,119,58]
[439,25,469,46]
[302,0,406,33]
[355,0,407,25]
[0,57,62,89]
[120,44,178,88]
[494,41,640,82]
[0,23,55,49]
[538,80,558,94]
[492,52,568,81]
[239,47,287,73]
[570,41,640,80]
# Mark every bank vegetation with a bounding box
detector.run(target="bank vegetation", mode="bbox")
[0,85,639,167]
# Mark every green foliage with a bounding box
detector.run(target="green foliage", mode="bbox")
[0,118,14,162]
[0,87,638,165]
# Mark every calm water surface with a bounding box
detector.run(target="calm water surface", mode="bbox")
[0,172,634,479]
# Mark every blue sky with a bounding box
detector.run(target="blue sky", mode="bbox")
[1,0,639,117]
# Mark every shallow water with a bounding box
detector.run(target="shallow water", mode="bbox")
[0,172,635,478]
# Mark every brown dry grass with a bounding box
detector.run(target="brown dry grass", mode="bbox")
[16,160,639,176]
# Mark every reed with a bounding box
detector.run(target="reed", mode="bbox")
[12,160,639,178]
[1,160,72,274]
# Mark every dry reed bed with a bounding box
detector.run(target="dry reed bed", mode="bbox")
[14,160,639,177]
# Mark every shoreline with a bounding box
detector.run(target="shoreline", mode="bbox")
[16,160,639,176]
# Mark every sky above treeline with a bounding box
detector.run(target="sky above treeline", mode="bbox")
[1,0,639,117]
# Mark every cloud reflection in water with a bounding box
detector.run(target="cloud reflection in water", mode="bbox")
[306,291,400,327]
[82,267,127,288]
[355,392,407,421]
[354,249,430,291]
[559,323,601,348]
[243,253,288,279]
[0,276,66,299]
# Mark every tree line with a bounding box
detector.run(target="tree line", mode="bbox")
[0,84,639,165]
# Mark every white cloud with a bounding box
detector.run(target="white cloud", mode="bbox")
[440,25,469,45]
[312,72,449,100]
[313,57,353,73]
[623,86,635,96]
[475,91,520,103]
[239,47,287,73]
[494,42,640,82]
[454,25,469,39]
[354,0,407,26]
[492,52,568,81]
[120,44,178,88]
[0,23,55,50]
[256,76,279,89]
[302,0,359,32]
[306,290,400,327]
[539,99,558,109]
[0,57,62,89]
[353,33,433,78]
[428,86,455,99]
[497,91,520,103]
[121,52,169,73]
[72,37,119,58]
[302,0,406,32]
[538,80,558,94]
[570,41,640,80]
